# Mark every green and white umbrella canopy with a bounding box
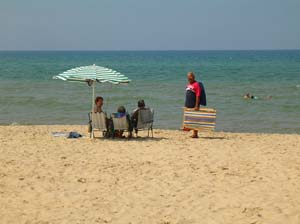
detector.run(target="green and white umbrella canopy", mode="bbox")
[53,65,130,132]
[53,64,130,84]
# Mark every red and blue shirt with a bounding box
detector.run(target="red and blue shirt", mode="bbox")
[185,81,201,108]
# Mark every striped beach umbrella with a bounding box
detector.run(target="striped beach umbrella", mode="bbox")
[53,64,130,122]
[53,64,130,85]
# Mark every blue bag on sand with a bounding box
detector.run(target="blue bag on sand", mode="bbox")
[67,132,82,139]
[199,82,207,106]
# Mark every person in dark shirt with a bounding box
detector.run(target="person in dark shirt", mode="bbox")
[185,72,201,138]
[131,100,147,135]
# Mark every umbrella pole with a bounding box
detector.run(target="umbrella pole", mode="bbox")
[92,81,95,112]
[91,81,95,139]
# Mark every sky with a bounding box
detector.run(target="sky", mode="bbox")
[0,0,299,50]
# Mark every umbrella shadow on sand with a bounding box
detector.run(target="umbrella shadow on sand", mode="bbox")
[200,136,227,140]
[92,136,168,142]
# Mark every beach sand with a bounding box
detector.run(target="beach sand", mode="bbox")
[0,125,300,224]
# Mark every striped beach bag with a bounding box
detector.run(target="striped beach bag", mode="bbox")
[182,107,217,131]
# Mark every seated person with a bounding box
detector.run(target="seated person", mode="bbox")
[131,100,147,134]
[115,106,126,118]
[94,96,104,112]
[114,106,133,138]
[88,96,110,135]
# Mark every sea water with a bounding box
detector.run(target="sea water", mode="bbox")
[0,50,299,133]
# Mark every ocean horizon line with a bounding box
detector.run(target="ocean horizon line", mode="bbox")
[1,49,300,52]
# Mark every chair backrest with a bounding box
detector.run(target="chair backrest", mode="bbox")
[137,108,154,129]
[91,112,107,130]
[112,114,128,131]
[182,107,216,131]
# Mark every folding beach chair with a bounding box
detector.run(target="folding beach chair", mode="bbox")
[111,113,131,137]
[111,114,128,130]
[89,112,107,138]
[136,108,154,137]
[182,107,216,131]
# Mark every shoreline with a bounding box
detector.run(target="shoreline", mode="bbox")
[1,125,300,223]
[1,124,299,135]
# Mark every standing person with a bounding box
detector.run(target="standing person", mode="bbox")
[185,72,201,138]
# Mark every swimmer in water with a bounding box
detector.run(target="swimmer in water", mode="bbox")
[265,95,272,100]
[244,93,253,99]
[244,93,256,99]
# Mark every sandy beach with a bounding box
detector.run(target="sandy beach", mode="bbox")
[0,125,300,224]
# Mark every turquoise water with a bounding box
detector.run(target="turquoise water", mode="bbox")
[0,50,299,133]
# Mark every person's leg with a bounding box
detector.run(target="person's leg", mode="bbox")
[107,118,114,138]
[131,118,138,136]
[127,114,133,138]
[191,130,198,138]
[191,106,200,138]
